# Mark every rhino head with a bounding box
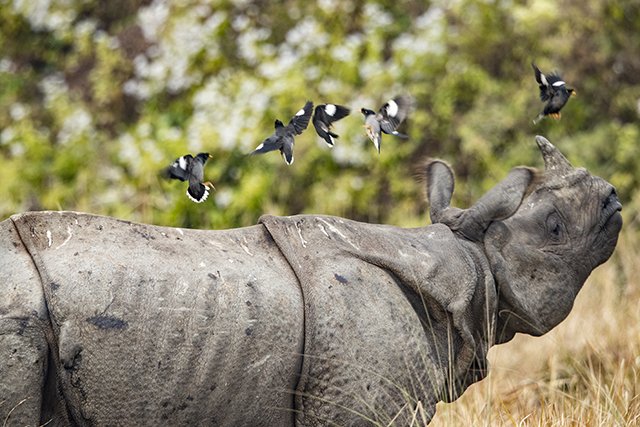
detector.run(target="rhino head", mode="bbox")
[426,135,622,343]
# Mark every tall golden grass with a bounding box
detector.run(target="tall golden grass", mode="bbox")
[429,219,640,426]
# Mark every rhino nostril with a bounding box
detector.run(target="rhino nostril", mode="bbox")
[603,189,621,212]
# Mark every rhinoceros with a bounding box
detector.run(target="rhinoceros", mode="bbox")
[0,136,622,426]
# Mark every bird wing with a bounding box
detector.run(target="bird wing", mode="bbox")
[532,63,555,101]
[539,86,554,102]
[288,101,314,135]
[251,135,282,155]
[161,155,192,182]
[541,74,568,104]
[377,95,411,134]
[532,63,547,86]
[545,73,566,87]
[313,114,329,133]
[313,118,334,146]
[322,104,350,123]
[312,106,329,133]
[313,104,349,145]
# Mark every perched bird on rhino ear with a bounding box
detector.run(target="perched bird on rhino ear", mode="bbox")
[312,103,351,147]
[532,62,576,124]
[361,95,412,153]
[250,101,314,165]
[162,153,215,203]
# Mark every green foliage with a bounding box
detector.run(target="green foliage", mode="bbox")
[1,0,639,230]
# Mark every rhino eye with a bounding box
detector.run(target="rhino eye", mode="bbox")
[546,212,565,243]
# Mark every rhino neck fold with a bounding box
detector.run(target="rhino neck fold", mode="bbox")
[259,214,499,422]
[256,217,308,423]
[10,213,80,425]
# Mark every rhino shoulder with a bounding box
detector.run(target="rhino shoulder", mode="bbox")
[0,214,49,320]
[0,215,55,425]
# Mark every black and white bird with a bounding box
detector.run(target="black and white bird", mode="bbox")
[162,152,214,203]
[532,63,576,124]
[361,95,412,153]
[251,101,314,165]
[312,103,350,147]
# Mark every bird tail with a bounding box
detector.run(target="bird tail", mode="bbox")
[281,146,294,165]
[392,131,409,139]
[322,132,338,147]
[374,138,381,154]
[187,183,211,203]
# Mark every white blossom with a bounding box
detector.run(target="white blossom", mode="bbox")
[237,27,271,65]
[214,189,233,208]
[138,0,170,42]
[57,108,92,145]
[0,58,15,73]
[11,0,75,32]
[38,74,68,106]
[331,33,364,63]
[123,79,152,100]
[362,3,393,32]
[135,5,226,95]
[392,7,446,60]
[73,19,97,38]
[117,132,142,172]
[331,141,368,166]
[1,127,16,145]
[318,0,339,13]
[189,75,270,151]
[9,103,28,121]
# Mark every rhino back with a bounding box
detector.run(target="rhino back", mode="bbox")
[11,211,304,426]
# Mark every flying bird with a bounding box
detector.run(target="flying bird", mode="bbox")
[361,95,412,153]
[251,101,314,165]
[312,103,351,147]
[532,63,576,124]
[162,152,214,203]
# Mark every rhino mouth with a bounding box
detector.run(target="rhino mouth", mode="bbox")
[600,190,622,230]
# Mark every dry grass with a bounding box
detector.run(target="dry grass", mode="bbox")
[429,223,640,426]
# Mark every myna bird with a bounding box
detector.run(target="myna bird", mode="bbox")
[251,101,314,165]
[361,95,412,153]
[162,152,214,203]
[312,103,351,147]
[532,63,575,124]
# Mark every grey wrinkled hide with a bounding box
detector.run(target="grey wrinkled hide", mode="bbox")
[1,217,303,426]
[259,214,494,425]
[0,136,622,426]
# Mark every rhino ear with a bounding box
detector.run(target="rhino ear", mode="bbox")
[442,167,538,241]
[424,159,455,224]
[471,167,538,222]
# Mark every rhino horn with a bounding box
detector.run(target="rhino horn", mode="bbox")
[536,135,573,174]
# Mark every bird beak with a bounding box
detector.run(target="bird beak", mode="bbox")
[204,181,216,191]
[571,90,577,97]
[208,154,213,159]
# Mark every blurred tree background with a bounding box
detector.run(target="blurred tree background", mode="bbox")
[2,2,639,424]
[0,0,638,232]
